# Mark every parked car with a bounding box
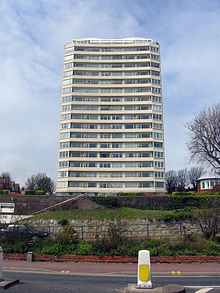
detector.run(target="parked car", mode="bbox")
[0,224,49,241]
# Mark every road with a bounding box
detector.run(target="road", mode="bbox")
[2,271,220,293]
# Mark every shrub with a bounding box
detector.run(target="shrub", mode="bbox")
[58,219,69,226]
[167,196,186,210]
[211,191,220,195]
[91,196,117,208]
[25,190,45,195]
[118,192,144,197]
[172,191,194,197]
[75,240,94,255]
[195,191,211,195]
[0,190,9,194]
[35,190,45,195]
[127,245,139,257]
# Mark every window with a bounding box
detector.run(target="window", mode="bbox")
[59,161,69,168]
[88,182,97,188]
[88,162,97,167]
[153,132,163,139]
[154,142,163,148]
[111,172,123,177]
[125,162,136,167]
[100,143,110,148]
[60,132,70,139]
[125,143,135,148]
[64,62,74,69]
[112,162,122,168]
[59,151,69,158]
[58,171,68,177]
[57,181,68,188]
[125,172,137,177]
[68,181,79,187]
[111,153,122,158]
[100,163,111,168]
[112,143,122,148]
[155,182,164,188]
[100,133,111,138]
[100,153,110,158]
[63,79,73,85]
[125,133,136,138]
[154,151,163,158]
[62,87,72,94]
[64,54,74,61]
[125,182,138,188]
[112,133,123,138]
[63,70,73,77]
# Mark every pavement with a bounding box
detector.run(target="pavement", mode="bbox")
[2,260,220,276]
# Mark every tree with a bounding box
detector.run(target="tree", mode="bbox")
[186,103,220,173]
[194,196,220,239]
[1,172,11,181]
[165,170,178,194]
[25,175,37,190]
[25,173,55,195]
[188,166,205,191]
[0,172,11,190]
[176,169,188,191]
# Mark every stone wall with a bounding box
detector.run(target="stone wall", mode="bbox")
[26,218,201,240]
[0,194,103,215]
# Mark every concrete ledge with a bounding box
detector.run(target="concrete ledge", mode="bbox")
[0,279,19,289]
[123,284,185,293]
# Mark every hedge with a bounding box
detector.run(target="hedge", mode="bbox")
[25,190,45,195]
[0,190,9,194]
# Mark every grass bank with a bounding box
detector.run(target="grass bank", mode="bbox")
[30,207,194,222]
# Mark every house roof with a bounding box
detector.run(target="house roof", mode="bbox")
[197,173,220,181]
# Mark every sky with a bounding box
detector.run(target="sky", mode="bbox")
[0,0,220,187]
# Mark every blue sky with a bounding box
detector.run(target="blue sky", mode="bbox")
[0,0,220,186]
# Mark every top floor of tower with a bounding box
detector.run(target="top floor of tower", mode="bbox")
[64,38,160,53]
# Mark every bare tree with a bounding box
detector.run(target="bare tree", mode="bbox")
[25,175,37,190]
[194,196,220,239]
[35,173,55,194]
[25,173,55,194]
[186,103,220,173]
[165,170,178,194]
[1,172,11,190]
[188,166,205,191]
[176,169,188,191]
[1,172,11,181]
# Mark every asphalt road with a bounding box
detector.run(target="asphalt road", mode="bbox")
[2,271,220,293]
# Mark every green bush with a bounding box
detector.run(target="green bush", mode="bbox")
[127,245,140,257]
[91,196,117,208]
[25,190,45,195]
[167,196,186,209]
[118,192,144,197]
[0,190,9,194]
[58,219,69,226]
[35,190,45,195]
[195,191,211,195]
[172,191,194,197]
[75,240,94,255]
[211,191,220,195]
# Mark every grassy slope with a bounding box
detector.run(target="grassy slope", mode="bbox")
[30,207,167,221]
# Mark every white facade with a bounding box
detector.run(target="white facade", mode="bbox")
[56,38,165,196]
[197,174,220,191]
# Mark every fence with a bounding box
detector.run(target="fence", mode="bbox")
[38,221,201,240]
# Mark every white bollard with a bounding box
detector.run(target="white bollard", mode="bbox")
[136,250,152,289]
[0,247,3,280]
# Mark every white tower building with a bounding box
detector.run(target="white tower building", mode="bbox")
[56,38,165,196]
